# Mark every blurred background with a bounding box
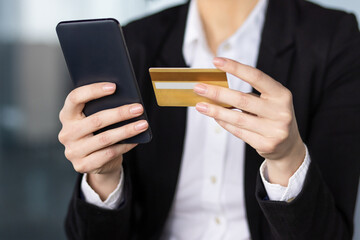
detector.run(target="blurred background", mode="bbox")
[0,0,359,239]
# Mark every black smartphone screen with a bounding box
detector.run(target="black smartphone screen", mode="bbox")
[56,18,152,144]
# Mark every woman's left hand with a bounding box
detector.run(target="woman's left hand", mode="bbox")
[194,57,306,186]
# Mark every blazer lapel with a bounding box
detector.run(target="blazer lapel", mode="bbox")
[140,3,190,236]
[245,0,297,238]
[156,3,189,67]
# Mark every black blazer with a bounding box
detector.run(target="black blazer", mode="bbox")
[65,0,360,239]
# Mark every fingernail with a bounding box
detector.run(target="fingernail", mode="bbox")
[213,57,226,67]
[196,103,209,113]
[130,105,143,114]
[135,121,148,131]
[103,83,116,92]
[194,84,208,95]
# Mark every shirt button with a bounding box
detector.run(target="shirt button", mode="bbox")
[215,126,222,134]
[223,43,231,51]
[215,217,221,225]
[210,176,217,184]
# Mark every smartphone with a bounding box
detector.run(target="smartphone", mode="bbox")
[56,18,152,143]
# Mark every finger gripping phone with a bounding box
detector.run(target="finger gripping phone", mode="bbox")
[56,18,152,143]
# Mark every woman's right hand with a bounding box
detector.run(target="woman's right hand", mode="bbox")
[58,82,149,200]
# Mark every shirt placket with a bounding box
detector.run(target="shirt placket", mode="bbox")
[201,118,228,239]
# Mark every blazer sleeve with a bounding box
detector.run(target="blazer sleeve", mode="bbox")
[256,14,360,239]
[64,160,133,240]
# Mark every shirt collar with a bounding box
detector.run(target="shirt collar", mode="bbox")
[183,0,204,48]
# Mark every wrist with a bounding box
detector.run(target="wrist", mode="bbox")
[87,169,122,201]
[266,139,306,187]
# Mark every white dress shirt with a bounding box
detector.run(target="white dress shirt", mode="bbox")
[81,0,311,239]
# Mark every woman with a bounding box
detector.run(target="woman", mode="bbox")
[58,0,360,239]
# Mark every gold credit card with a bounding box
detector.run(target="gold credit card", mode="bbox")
[149,68,229,107]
